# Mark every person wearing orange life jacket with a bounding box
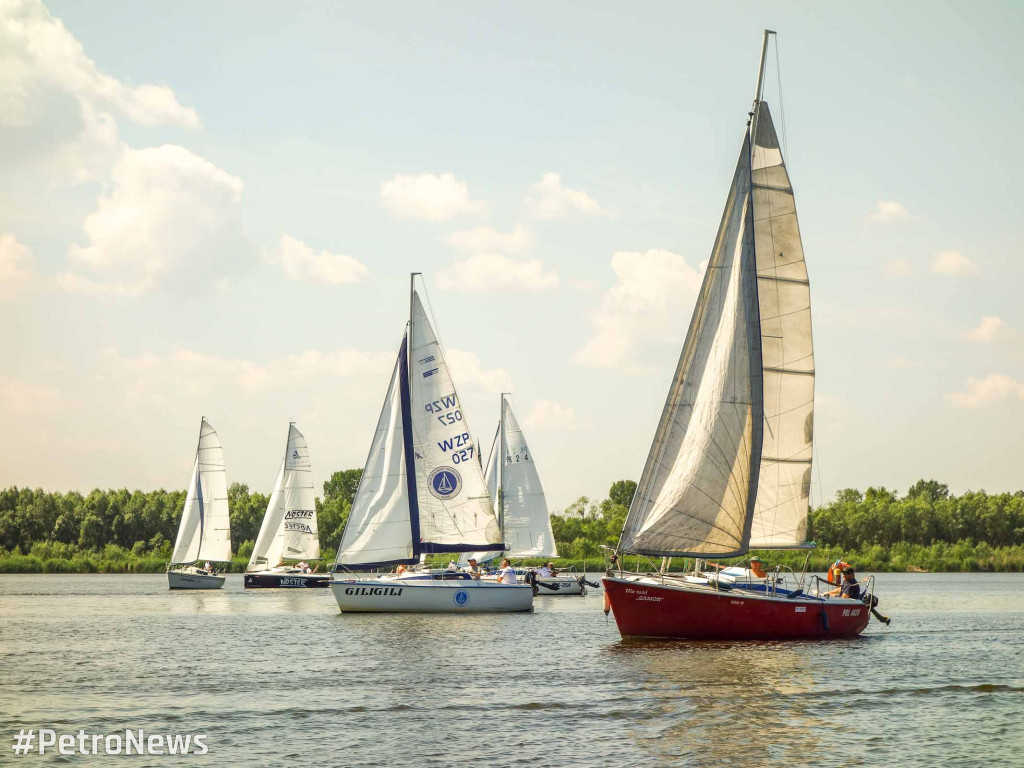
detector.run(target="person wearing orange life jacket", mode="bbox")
[827,560,849,585]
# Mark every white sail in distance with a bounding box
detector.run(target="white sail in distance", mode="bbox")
[619,133,764,558]
[171,418,232,563]
[336,336,417,568]
[496,397,558,558]
[748,101,814,548]
[247,423,320,572]
[408,288,503,552]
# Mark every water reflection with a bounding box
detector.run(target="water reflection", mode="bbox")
[606,639,854,762]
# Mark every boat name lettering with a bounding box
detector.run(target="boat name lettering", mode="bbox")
[343,586,404,597]
[424,394,458,413]
[285,509,315,519]
[284,522,313,534]
[730,600,744,605]
[794,606,806,612]
[842,608,862,617]
[280,578,306,586]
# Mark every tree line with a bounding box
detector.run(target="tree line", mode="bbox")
[1,475,1022,572]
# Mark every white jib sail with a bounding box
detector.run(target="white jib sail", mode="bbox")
[460,427,503,565]
[498,398,558,558]
[336,339,415,567]
[619,132,764,557]
[171,418,232,564]
[749,102,814,548]
[409,289,503,550]
[247,423,319,571]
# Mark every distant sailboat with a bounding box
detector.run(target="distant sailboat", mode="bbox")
[167,418,232,590]
[467,395,584,595]
[603,31,879,639]
[329,275,534,612]
[244,423,329,588]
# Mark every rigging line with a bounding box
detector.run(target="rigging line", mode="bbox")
[774,34,788,166]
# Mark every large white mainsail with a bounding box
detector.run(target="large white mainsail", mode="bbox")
[408,288,503,552]
[618,132,764,558]
[748,102,814,548]
[247,423,320,571]
[171,418,232,564]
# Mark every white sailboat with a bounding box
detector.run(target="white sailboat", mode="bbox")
[467,395,584,595]
[602,31,881,640]
[167,418,232,590]
[330,275,534,612]
[244,423,328,588]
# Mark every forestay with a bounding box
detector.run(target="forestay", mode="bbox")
[408,290,503,552]
[247,423,320,571]
[619,133,764,558]
[748,102,814,548]
[171,418,232,564]
[336,337,417,568]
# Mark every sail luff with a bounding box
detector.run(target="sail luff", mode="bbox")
[196,418,232,562]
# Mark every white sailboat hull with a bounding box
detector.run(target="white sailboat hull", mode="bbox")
[167,569,226,590]
[535,577,584,596]
[331,578,534,613]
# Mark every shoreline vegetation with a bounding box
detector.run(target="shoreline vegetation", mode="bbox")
[1,476,1022,575]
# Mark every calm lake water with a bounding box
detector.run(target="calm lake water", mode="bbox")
[0,573,1021,766]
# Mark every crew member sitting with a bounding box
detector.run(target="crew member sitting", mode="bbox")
[826,566,861,599]
[536,563,553,578]
[464,558,482,580]
[496,558,518,585]
[203,561,213,574]
[827,560,850,585]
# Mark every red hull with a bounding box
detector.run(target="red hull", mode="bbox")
[603,576,870,640]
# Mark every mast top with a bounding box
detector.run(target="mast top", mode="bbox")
[753,29,776,106]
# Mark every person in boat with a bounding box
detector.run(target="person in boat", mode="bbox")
[396,564,408,576]
[297,560,310,574]
[826,567,861,600]
[536,563,553,578]
[496,558,518,585]
[463,558,482,580]
[203,561,213,574]
[707,556,768,580]
[827,560,850,585]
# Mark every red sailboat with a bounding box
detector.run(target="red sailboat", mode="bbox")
[603,31,880,641]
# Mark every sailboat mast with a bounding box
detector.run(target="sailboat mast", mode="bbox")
[753,29,775,105]
[194,416,206,563]
[498,392,508,553]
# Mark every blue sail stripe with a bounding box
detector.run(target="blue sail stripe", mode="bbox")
[397,332,422,555]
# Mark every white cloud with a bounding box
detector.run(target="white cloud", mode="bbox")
[0,233,33,282]
[444,349,512,394]
[380,173,485,221]
[1,378,60,416]
[99,347,394,412]
[445,225,532,253]
[868,200,911,222]
[0,0,198,183]
[60,145,253,293]
[883,259,912,277]
[523,399,577,430]
[575,249,704,368]
[964,316,1018,344]
[271,234,368,285]
[437,253,558,291]
[525,172,606,219]
[931,250,976,276]
[947,374,1024,409]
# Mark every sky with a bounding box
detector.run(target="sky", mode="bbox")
[1,0,1022,510]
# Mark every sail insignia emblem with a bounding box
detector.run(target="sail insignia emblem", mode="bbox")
[292,450,299,459]
[453,589,469,607]
[428,466,462,501]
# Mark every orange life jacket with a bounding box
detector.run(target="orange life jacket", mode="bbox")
[828,561,849,584]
